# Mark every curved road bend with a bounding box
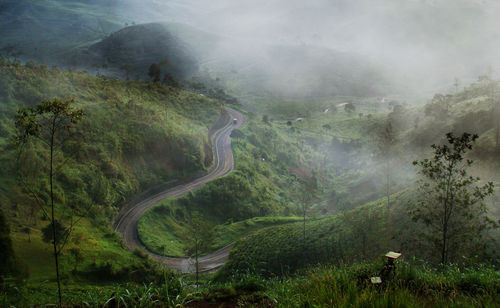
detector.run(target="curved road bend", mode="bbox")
[114,107,245,273]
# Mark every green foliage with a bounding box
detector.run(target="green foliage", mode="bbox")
[183,213,214,257]
[15,96,86,306]
[264,263,500,307]
[138,213,301,256]
[137,112,317,256]
[0,59,221,284]
[219,202,388,277]
[1,258,499,307]
[84,258,165,284]
[184,212,215,282]
[411,132,496,264]
[15,97,84,143]
[68,247,83,271]
[408,79,500,162]
[377,120,398,208]
[1,272,187,307]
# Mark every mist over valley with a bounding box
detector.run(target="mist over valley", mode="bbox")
[0,1,499,307]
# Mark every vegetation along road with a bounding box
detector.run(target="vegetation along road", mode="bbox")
[114,107,245,273]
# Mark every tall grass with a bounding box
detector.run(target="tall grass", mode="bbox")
[2,261,498,307]
[265,262,500,307]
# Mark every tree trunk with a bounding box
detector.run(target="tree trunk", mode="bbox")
[195,241,199,287]
[50,123,62,308]
[441,164,454,265]
[386,160,390,208]
[441,219,447,264]
[361,232,366,259]
[303,207,306,260]
[337,233,344,263]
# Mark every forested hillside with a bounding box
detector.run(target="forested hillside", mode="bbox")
[0,58,222,281]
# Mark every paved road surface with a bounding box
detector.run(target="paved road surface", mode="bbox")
[114,107,245,273]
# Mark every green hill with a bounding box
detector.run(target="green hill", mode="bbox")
[218,80,500,277]
[0,0,394,101]
[218,189,409,277]
[136,111,322,256]
[0,58,222,282]
[68,23,201,80]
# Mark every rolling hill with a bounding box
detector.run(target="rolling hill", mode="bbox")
[0,58,223,283]
[0,0,394,100]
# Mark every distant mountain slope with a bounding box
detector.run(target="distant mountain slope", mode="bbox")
[0,0,392,98]
[0,0,388,97]
[231,43,388,98]
[74,22,390,98]
[0,0,125,63]
[68,23,200,80]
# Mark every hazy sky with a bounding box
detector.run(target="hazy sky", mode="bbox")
[116,0,500,93]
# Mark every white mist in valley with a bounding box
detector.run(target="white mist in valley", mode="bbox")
[113,0,500,97]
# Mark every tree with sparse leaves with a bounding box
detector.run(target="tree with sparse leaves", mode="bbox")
[15,97,84,308]
[184,212,214,286]
[410,132,496,264]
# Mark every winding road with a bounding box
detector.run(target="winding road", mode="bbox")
[114,107,245,273]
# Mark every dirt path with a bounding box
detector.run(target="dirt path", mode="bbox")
[114,107,245,273]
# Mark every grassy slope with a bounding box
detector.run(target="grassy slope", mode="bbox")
[137,85,498,259]
[134,99,396,259]
[263,263,500,307]
[0,58,221,283]
[4,260,499,307]
[136,79,499,274]
[268,96,413,211]
[219,189,409,277]
[139,214,302,256]
[219,81,500,276]
[137,112,319,256]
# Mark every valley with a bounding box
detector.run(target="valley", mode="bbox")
[1,1,499,307]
